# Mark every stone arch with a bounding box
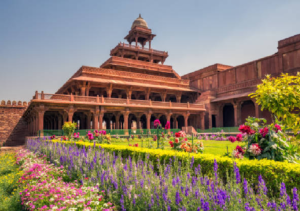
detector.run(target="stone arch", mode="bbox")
[44,111,63,130]
[159,115,167,127]
[128,113,137,129]
[103,113,116,129]
[241,100,255,124]
[140,114,147,129]
[223,103,234,127]
[73,111,88,130]
[177,115,185,129]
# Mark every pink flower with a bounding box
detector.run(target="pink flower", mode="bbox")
[165,121,170,130]
[249,143,262,156]
[228,136,236,143]
[259,127,269,137]
[102,130,106,135]
[236,134,243,142]
[274,124,281,133]
[154,119,161,129]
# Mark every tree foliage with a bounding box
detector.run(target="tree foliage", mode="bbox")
[250,73,300,134]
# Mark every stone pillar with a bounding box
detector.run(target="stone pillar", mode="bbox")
[200,112,205,130]
[99,112,104,129]
[58,116,62,130]
[80,86,86,96]
[93,107,100,130]
[146,112,151,130]
[184,114,189,128]
[176,94,182,103]
[255,103,260,118]
[123,112,129,129]
[107,84,113,98]
[86,113,91,129]
[233,102,241,127]
[68,111,74,122]
[115,114,120,129]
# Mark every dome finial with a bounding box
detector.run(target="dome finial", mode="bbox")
[139,14,141,18]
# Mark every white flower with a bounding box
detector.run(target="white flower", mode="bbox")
[271,144,278,149]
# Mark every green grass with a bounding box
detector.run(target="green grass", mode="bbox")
[109,139,242,156]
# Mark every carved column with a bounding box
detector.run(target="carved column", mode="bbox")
[145,88,150,100]
[200,112,205,130]
[123,110,130,130]
[254,102,260,118]
[115,113,120,129]
[233,101,242,127]
[146,111,152,130]
[176,93,182,103]
[99,111,104,129]
[67,106,75,122]
[58,116,62,130]
[184,112,190,128]
[161,92,167,102]
[107,84,113,98]
[93,107,100,130]
[126,88,132,100]
[136,115,141,129]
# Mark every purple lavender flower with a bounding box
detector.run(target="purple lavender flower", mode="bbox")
[175,191,181,205]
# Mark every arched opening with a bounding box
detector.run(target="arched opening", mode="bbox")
[72,111,88,130]
[212,115,216,128]
[177,115,185,129]
[181,95,190,103]
[170,116,174,129]
[223,104,234,127]
[150,115,157,129]
[159,115,167,128]
[44,111,62,130]
[241,100,255,124]
[188,114,198,129]
[129,114,137,129]
[140,114,147,129]
[138,95,146,100]
[103,113,115,129]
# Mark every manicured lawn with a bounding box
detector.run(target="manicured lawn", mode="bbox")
[110,139,242,156]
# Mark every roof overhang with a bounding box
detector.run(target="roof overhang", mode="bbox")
[210,92,253,102]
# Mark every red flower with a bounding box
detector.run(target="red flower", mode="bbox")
[228,136,236,143]
[154,119,161,129]
[274,124,281,133]
[236,145,245,155]
[134,143,138,147]
[165,121,170,130]
[259,127,269,137]
[175,132,181,138]
[175,138,179,143]
[85,177,88,180]
[169,141,174,148]
[239,125,255,135]
[99,197,102,201]
[236,134,243,142]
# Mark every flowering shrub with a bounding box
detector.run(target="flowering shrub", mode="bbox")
[17,149,114,211]
[198,131,227,141]
[238,117,300,162]
[165,121,170,130]
[62,122,77,140]
[169,131,204,153]
[233,145,245,159]
[27,139,300,210]
[45,139,300,196]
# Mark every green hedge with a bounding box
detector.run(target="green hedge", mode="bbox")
[49,140,300,196]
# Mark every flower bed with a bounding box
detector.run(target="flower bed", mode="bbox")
[26,139,300,210]
[39,139,300,196]
[17,149,114,211]
[0,152,22,211]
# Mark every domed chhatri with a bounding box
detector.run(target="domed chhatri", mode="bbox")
[131,14,148,29]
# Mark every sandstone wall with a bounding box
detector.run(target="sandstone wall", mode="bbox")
[0,100,29,146]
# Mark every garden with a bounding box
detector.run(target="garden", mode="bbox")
[2,73,300,210]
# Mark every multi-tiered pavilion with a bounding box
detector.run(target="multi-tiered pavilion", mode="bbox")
[23,15,206,135]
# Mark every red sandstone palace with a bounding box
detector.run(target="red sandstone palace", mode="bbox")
[1,15,300,145]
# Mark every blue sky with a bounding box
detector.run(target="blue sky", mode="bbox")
[0,0,300,102]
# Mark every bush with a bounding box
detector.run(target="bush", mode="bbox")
[45,139,300,196]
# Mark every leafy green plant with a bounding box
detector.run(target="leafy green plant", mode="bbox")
[62,122,77,140]
[240,117,300,163]
[250,73,300,135]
